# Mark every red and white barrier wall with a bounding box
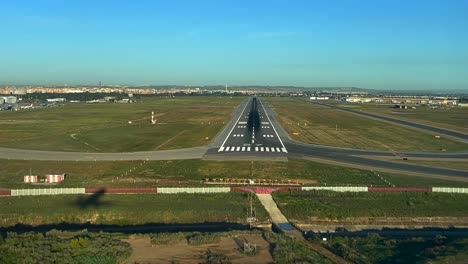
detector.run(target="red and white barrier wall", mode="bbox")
[0,186,467,197]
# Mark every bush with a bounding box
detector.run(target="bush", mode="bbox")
[0,231,132,264]
[150,232,186,245]
[188,233,221,245]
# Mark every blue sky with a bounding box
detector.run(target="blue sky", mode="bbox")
[0,0,467,90]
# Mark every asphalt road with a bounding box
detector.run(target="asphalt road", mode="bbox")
[0,146,208,161]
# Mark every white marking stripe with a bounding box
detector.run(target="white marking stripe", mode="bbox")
[225,147,230,151]
[255,147,259,151]
[276,147,281,152]
[220,99,250,150]
[218,147,224,152]
[259,99,288,153]
[271,148,276,152]
[247,147,251,151]
[240,134,244,137]
[260,147,264,152]
[242,147,245,151]
[236,147,240,151]
[266,147,270,152]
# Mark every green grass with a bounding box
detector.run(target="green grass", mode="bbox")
[266,97,468,152]
[329,101,468,134]
[273,191,468,220]
[0,193,268,227]
[0,96,244,152]
[405,160,468,171]
[1,158,467,189]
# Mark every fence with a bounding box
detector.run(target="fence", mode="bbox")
[11,188,85,196]
[433,187,468,194]
[2,186,468,197]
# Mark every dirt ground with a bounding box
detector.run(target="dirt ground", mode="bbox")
[123,234,274,264]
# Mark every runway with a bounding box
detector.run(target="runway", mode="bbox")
[215,97,288,155]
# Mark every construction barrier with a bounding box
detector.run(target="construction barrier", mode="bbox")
[85,188,157,194]
[11,188,85,196]
[302,186,368,192]
[157,187,230,194]
[433,187,468,194]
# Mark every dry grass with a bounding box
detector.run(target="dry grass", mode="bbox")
[266,97,468,152]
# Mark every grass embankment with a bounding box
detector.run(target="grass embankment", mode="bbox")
[0,96,244,152]
[266,97,468,152]
[273,191,468,220]
[1,158,468,189]
[0,193,268,227]
[329,101,468,134]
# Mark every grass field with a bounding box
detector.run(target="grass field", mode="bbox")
[1,158,467,189]
[0,96,244,152]
[328,101,468,134]
[365,157,468,172]
[273,191,468,220]
[266,97,468,152]
[0,193,268,227]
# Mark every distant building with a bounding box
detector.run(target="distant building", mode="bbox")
[45,174,65,183]
[46,98,66,103]
[310,96,329,100]
[23,175,38,183]
[2,96,17,104]
[103,96,116,102]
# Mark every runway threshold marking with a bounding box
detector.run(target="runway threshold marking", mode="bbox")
[218,99,250,152]
[258,99,288,153]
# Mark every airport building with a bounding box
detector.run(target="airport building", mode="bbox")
[1,96,17,104]
[46,98,66,103]
[346,96,458,106]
